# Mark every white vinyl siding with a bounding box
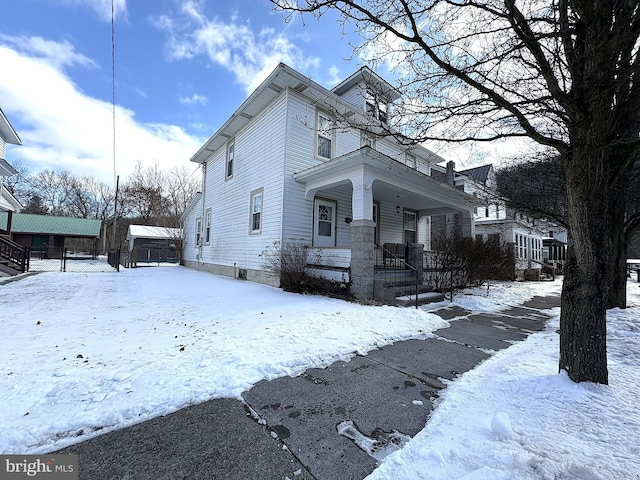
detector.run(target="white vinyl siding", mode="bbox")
[196,91,287,270]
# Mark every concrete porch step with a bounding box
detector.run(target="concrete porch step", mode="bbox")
[394,291,446,307]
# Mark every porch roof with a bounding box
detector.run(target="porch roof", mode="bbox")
[293,147,480,215]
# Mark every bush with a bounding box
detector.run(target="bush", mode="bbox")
[260,238,352,298]
[427,234,512,293]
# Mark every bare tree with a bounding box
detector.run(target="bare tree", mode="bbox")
[2,158,31,206]
[120,161,170,225]
[271,0,640,384]
[165,165,201,227]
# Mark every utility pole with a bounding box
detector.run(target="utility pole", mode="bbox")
[112,175,119,249]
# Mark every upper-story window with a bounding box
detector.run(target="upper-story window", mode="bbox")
[365,90,388,124]
[405,153,416,169]
[361,132,375,149]
[226,139,235,180]
[316,110,334,160]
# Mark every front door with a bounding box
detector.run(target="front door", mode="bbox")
[313,198,336,247]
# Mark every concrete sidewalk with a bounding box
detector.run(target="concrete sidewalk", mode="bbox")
[55,295,560,480]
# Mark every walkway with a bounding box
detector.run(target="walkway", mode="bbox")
[55,295,560,480]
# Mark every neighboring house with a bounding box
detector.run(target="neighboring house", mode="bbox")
[0,212,102,259]
[182,63,478,298]
[459,164,567,275]
[126,225,181,265]
[0,108,25,276]
[0,107,22,225]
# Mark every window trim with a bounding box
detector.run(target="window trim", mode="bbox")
[195,217,202,247]
[225,139,235,180]
[403,209,418,244]
[315,110,334,160]
[249,188,263,235]
[204,208,212,245]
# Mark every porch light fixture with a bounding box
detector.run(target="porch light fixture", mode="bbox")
[396,196,401,214]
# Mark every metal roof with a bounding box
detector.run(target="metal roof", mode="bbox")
[0,212,102,237]
[459,164,493,184]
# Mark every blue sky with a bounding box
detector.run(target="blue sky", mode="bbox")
[1,0,521,187]
[0,0,363,184]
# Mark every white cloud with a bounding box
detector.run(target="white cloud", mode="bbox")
[153,1,320,94]
[179,93,207,106]
[0,34,98,70]
[48,0,128,22]
[0,37,201,185]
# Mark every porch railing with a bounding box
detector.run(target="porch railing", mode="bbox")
[375,243,420,308]
[0,235,30,274]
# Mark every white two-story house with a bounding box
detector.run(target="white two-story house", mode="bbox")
[460,164,566,276]
[182,63,478,298]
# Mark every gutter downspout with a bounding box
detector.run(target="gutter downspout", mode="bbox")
[199,162,207,267]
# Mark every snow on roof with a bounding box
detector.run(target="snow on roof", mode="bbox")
[126,225,181,240]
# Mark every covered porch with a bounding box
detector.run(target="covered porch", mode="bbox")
[294,147,478,298]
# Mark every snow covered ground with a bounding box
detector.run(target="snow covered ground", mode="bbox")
[1,265,638,479]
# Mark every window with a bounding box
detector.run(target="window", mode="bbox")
[365,90,388,124]
[195,217,202,246]
[403,210,417,244]
[405,154,416,169]
[361,132,375,149]
[205,209,212,245]
[226,140,235,179]
[316,111,333,160]
[250,188,263,234]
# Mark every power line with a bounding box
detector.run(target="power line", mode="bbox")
[111,0,116,186]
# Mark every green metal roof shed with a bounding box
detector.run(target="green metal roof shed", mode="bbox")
[0,212,102,237]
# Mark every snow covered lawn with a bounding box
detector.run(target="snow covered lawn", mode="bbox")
[1,266,638,479]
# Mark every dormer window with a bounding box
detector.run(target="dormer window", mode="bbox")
[361,132,375,149]
[365,90,388,124]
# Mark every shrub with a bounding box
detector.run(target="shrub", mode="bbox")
[260,238,352,298]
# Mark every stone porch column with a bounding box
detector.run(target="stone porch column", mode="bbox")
[350,174,375,298]
[350,219,375,298]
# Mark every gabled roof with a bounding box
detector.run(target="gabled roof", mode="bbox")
[459,164,493,185]
[0,108,21,145]
[331,66,401,102]
[127,225,181,240]
[190,63,431,165]
[0,212,101,237]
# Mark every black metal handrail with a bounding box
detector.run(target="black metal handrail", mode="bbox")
[375,243,420,308]
[0,235,29,273]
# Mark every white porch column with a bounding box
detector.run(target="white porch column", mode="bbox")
[350,174,374,221]
[350,174,375,298]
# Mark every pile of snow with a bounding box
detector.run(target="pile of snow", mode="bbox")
[367,281,640,480]
[2,266,638,480]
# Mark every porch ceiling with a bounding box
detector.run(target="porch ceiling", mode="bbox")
[294,147,480,214]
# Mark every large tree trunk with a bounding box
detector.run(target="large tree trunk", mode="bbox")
[559,152,611,385]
